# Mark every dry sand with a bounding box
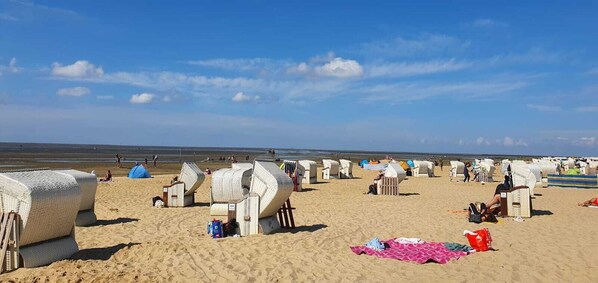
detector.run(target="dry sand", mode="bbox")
[1,164,597,282]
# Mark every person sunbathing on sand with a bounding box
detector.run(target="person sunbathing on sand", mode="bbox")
[483,182,509,215]
[366,172,385,194]
[578,198,598,207]
[99,170,112,182]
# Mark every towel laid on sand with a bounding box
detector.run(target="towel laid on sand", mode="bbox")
[351,239,469,264]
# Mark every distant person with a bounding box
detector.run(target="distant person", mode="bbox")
[367,171,385,195]
[153,155,158,167]
[99,170,112,182]
[116,154,121,168]
[439,159,443,171]
[463,164,470,182]
[145,158,148,165]
[246,155,249,161]
[205,168,212,175]
[578,197,598,207]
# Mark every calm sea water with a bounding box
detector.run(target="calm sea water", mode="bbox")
[0,142,530,164]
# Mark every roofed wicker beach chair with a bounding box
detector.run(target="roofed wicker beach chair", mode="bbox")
[163,162,205,207]
[55,170,98,226]
[322,159,340,180]
[0,170,81,268]
[339,159,353,179]
[298,160,317,184]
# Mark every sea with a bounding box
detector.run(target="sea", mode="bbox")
[0,142,532,165]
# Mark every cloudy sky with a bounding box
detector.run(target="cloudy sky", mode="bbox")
[1,0,597,155]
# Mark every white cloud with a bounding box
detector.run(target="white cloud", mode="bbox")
[232,92,259,102]
[587,68,598,75]
[56,86,90,97]
[0,13,17,21]
[367,59,469,78]
[130,93,155,104]
[0,57,21,76]
[575,106,598,112]
[188,58,289,72]
[286,62,310,75]
[51,60,104,78]
[573,137,597,147]
[473,18,508,28]
[503,137,528,147]
[361,34,470,58]
[314,57,363,78]
[96,95,114,100]
[526,104,561,112]
[163,96,173,102]
[476,137,491,146]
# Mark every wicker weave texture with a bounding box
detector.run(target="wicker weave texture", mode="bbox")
[250,161,293,218]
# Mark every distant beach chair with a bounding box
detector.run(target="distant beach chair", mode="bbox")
[322,159,340,180]
[450,161,465,180]
[0,170,81,268]
[339,159,353,179]
[376,164,406,195]
[299,160,317,184]
[55,170,98,226]
[163,162,205,207]
[411,160,429,177]
[510,163,537,196]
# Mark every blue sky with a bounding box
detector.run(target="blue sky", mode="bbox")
[1,0,597,156]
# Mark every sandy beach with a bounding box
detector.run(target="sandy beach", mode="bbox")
[1,164,597,282]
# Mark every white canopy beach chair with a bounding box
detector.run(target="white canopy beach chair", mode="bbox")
[411,160,429,177]
[450,161,465,180]
[322,159,340,180]
[479,160,495,182]
[163,162,205,207]
[210,166,252,216]
[423,161,435,177]
[0,170,81,268]
[281,160,303,192]
[298,160,317,184]
[384,163,407,183]
[55,170,97,226]
[511,163,537,196]
[339,159,353,179]
[236,161,293,236]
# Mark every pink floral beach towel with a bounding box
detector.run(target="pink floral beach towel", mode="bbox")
[350,239,469,264]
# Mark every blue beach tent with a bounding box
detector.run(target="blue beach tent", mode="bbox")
[407,160,415,168]
[128,164,151,178]
[359,159,369,167]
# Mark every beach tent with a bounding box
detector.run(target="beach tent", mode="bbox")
[55,169,98,226]
[128,165,151,178]
[359,159,369,168]
[0,170,81,267]
[407,160,415,168]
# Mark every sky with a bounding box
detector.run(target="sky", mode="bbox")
[0,0,597,156]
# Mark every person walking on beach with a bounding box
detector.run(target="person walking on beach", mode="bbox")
[115,154,121,168]
[145,158,148,165]
[463,163,471,182]
[439,159,443,171]
[152,155,158,167]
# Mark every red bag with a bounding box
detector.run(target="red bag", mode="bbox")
[464,228,493,252]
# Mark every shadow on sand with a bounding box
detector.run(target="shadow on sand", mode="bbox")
[188,202,211,207]
[272,224,328,234]
[532,209,553,216]
[299,188,318,192]
[398,192,420,196]
[71,242,141,261]
[88,217,139,227]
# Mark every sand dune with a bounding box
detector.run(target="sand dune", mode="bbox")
[2,165,597,282]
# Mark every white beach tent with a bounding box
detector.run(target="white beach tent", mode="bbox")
[236,161,294,235]
[163,162,205,207]
[450,161,465,179]
[55,169,98,226]
[0,170,81,268]
[339,159,353,179]
[384,163,407,183]
[322,159,340,180]
[210,166,252,216]
[299,160,317,184]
